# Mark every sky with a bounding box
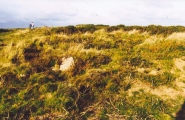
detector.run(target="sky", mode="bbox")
[1,0,185,28]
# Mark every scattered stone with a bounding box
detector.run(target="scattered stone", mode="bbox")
[137,68,145,73]
[148,69,158,76]
[60,57,74,71]
[148,68,162,76]
[20,74,26,78]
[52,64,60,71]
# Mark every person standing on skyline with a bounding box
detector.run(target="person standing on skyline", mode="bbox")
[29,22,34,29]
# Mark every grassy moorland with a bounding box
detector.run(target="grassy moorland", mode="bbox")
[1,25,185,119]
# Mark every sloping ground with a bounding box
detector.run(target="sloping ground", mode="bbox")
[174,57,185,95]
[1,27,185,119]
[131,57,185,101]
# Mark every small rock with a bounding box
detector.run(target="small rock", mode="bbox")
[20,74,26,77]
[137,68,145,73]
[60,57,74,71]
[148,69,158,76]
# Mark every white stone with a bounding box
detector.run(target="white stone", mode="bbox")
[60,57,74,71]
[148,70,158,76]
[20,74,26,77]
[137,68,145,73]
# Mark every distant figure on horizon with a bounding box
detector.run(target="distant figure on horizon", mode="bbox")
[29,22,34,29]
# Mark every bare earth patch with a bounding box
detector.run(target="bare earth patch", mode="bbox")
[129,57,185,100]
[174,58,185,71]
[128,80,182,100]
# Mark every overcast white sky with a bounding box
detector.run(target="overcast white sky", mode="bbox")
[1,0,185,28]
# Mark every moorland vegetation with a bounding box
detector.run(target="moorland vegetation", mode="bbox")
[1,25,185,119]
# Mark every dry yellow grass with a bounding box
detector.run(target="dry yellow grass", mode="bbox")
[127,29,140,34]
[167,32,185,41]
[13,29,30,35]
